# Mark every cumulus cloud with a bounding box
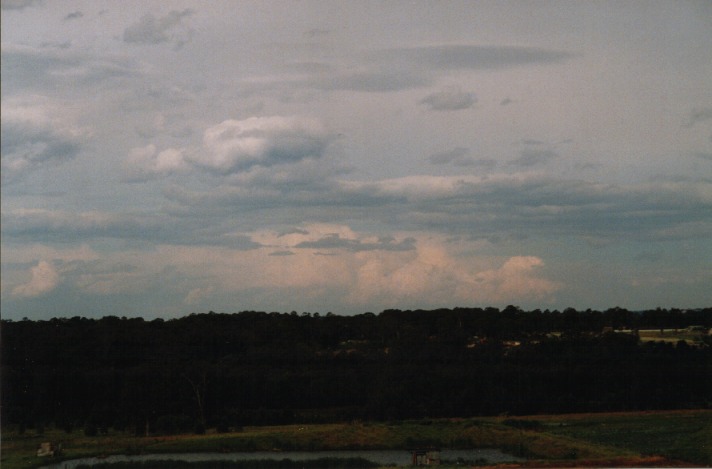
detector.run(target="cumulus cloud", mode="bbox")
[194,116,330,174]
[123,9,194,49]
[123,144,190,181]
[346,239,560,307]
[420,87,476,111]
[12,260,60,298]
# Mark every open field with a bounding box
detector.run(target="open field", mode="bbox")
[2,410,710,469]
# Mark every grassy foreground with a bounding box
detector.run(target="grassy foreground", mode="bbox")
[2,410,710,469]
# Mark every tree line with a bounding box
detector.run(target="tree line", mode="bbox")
[2,306,710,435]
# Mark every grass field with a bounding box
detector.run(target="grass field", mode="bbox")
[2,410,710,468]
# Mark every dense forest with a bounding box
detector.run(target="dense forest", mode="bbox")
[2,307,711,436]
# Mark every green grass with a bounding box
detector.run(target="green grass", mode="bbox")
[3,410,710,469]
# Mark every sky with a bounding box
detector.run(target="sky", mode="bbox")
[2,0,711,320]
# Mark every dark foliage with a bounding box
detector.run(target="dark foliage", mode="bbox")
[2,307,710,431]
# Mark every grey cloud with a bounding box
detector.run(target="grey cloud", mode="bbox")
[420,88,476,111]
[510,149,558,167]
[161,172,712,248]
[683,107,712,128]
[520,138,546,145]
[295,234,416,252]
[305,45,572,94]
[1,44,138,91]
[64,11,83,21]
[376,45,573,70]
[696,152,712,162]
[1,0,42,10]
[1,120,82,183]
[429,147,496,168]
[278,228,309,237]
[0,208,262,249]
[123,9,194,48]
[304,28,330,38]
[313,70,429,92]
[269,250,295,256]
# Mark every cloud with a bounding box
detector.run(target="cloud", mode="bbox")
[193,116,330,174]
[428,147,496,168]
[12,261,60,298]
[346,239,560,307]
[509,149,558,167]
[1,98,86,183]
[123,144,190,181]
[312,70,430,92]
[269,250,295,256]
[1,0,42,10]
[682,107,712,128]
[420,87,476,111]
[294,233,416,252]
[123,9,194,49]
[1,43,139,91]
[376,45,573,70]
[64,11,83,21]
[184,286,215,305]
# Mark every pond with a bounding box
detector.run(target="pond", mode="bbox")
[40,449,524,468]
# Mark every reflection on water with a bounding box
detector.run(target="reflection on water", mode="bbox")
[41,449,523,469]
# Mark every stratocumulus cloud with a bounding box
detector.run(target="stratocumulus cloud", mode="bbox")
[193,116,330,174]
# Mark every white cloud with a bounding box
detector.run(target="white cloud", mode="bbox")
[193,116,330,174]
[12,260,60,298]
[123,144,190,181]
